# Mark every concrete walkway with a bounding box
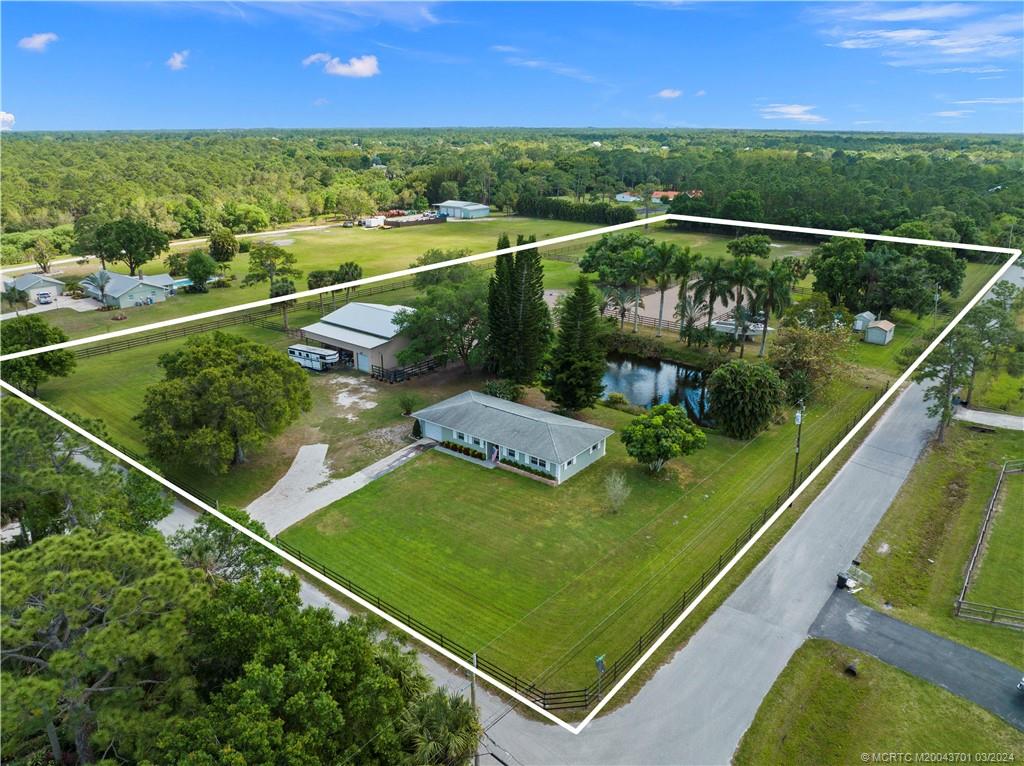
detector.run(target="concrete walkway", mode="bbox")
[811,590,1024,731]
[246,439,433,535]
[953,405,1024,432]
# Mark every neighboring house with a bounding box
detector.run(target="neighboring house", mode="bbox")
[615,192,641,203]
[413,391,614,485]
[3,273,65,301]
[300,302,412,374]
[650,190,680,203]
[864,319,895,346]
[852,310,876,332]
[81,270,174,309]
[435,200,490,219]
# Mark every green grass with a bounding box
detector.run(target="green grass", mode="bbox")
[855,423,1024,666]
[973,368,1024,415]
[969,472,1024,611]
[280,379,879,690]
[735,639,1024,765]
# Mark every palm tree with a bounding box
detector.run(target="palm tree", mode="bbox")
[336,260,363,306]
[625,246,650,333]
[729,256,762,355]
[90,270,113,309]
[2,284,29,316]
[645,241,679,336]
[691,257,733,346]
[754,260,795,357]
[601,283,635,330]
[674,293,707,347]
[400,688,482,766]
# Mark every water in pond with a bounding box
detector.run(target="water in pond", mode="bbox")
[602,352,711,422]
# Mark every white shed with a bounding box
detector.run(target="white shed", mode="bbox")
[864,320,895,346]
[852,311,876,332]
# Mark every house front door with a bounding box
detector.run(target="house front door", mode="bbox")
[487,443,500,463]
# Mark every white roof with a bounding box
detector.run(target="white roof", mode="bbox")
[855,311,876,319]
[437,200,489,211]
[289,343,339,356]
[301,302,411,347]
[5,273,63,291]
[868,319,895,331]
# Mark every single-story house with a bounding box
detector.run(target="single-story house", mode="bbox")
[615,192,641,203]
[81,270,174,309]
[3,273,65,301]
[650,190,680,203]
[864,319,895,346]
[300,302,412,374]
[435,200,490,219]
[852,310,876,332]
[413,391,614,485]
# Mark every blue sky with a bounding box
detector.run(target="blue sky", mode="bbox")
[2,1,1022,132]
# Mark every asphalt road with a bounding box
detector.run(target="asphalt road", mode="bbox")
[472,382,937,765]
[812,590,1024,731]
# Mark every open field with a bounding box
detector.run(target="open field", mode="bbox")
[855,423,1024,666]
[973,368,1024,415]
[280,378,879,691]
[969,471,1024,612]
[735,639,1024,765]
[30,219,813,341]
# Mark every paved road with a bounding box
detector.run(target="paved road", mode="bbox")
[812,590,1024,731]
[472,382,937,765]
[953,405,1024,432]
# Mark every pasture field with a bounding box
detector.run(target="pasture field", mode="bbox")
[968,471,1024,612]
[855,423,1024,666]
[735,639,1024,765]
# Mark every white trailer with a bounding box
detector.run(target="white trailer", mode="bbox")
[288,344,340,372]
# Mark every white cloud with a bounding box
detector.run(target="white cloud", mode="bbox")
[166,50,190,71]
[694,89,706,97]
[0,112,15,131]
[952,96,1023,104]
[490,44,520,53]
[313,97,330,107]
[304,52,380,78]
[759,103,827,123]
[655,88,682,99]
[504,56,597,84]
[932,109,973,117]
[18,32,58,52]
[851,4,977,23]
[926,65,1005,74]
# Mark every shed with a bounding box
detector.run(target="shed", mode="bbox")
[3,273,66,301]
[300,302,412,373]
[413,391,614,484]
[864,319,895,346]
[852,311,876,332]
[435,200,490,219]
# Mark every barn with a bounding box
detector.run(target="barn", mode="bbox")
[436,200,490,219]
[300,302,412,374]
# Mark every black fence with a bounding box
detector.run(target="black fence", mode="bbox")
[265,384,888,712]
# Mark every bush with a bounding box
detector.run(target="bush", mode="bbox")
[708,360,787,440]
[604,470,632,513]
[238,240,251,253]
[499,458,554,479]
[411,419,422,438]
[481,379,524,402]
[439,441,485,460]
[603,392,629,408]
[397,393,420,415]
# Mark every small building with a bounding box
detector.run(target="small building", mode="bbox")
[852,311,876,332]
[412,391,614,485]
[435,200,490,219]
[615,192,641,203]
[300,302,412,374]
[3,273,65,302]
[81,270,174,309]
[864,319,895,346]
[650,190,680,203]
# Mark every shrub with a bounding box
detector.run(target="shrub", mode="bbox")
[708,360,787,440]
[604,392,629,408]
[621,404,707,473]
[397,393,420,415]
[481,379,524,402]
[604,471,632,513]
[439,441,485,460]
[238,240,251,253]
[499,458,553,479]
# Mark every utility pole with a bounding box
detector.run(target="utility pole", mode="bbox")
[791,403,805,493]
[471,653,480,766]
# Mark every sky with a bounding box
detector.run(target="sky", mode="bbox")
[2,1,1022,132]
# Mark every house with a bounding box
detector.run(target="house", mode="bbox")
[615,192,641,203]
[3,273,65,302]
[81,270,174,309]
[864,319,895,346]
[300,302,412,374]
[852,310,876,332]
[435,200,490,219]
[650,190,680,203]
[412,391,614,485]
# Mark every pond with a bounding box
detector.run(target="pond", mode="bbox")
[602,352,711,423]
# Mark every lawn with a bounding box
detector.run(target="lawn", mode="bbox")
[734,639,1024,765]
[973,368,1024,415]
[969,471,1024,611]
[854,423,1024,667]
[280,378,880,691]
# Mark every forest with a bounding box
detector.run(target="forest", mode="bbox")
[2,128,1022,255]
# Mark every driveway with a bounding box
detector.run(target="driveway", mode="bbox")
[953,405,1024,432]
[811,590,1024,730]
[0,295,101,321]
[245,439,434,536]
[476,382,937,765]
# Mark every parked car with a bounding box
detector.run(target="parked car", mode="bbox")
[342,220,354,228]
[36,292,53,305]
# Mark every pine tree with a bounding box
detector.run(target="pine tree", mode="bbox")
[496,232,511,251]
[488,252,515,374]
[543,276,606,413]
[489,235,551,383]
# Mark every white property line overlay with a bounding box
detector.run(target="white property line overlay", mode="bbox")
[2,213,1017,363]
[0,219,1019,736]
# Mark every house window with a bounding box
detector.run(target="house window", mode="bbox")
[456,432,465,441]
[471,437,481,447]
[590,443,599,453]
[566,457,575,467]
[506,448,517,459]
[529,456,547,469]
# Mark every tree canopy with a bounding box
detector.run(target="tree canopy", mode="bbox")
[0,316,76,395]
[620,403,707,473]
[708,360,787,440]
